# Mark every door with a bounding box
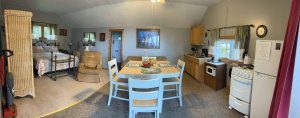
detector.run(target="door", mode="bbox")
[254,40,283,76]
[111,31,122,70]
[250,72,276,118]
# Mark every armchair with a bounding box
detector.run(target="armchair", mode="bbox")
[77,51,102,83]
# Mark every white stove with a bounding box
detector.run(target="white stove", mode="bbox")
[229,66,254,118]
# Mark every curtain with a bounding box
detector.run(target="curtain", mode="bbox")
[210,29,220,46]
[31,21,57,40]
[32,21,40,40]
[83,32,89,42]
[269,0,300,118]
[234,26,249,49]
[90,32,95,42]
[45,23,57,40]
[83,32,96,42]
[233,26,249,60]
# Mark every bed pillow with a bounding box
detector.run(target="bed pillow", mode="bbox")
[32,46,44,53]
[43,46,59,52]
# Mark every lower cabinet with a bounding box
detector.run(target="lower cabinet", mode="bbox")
[184,54,211,83]
[204,62,226,90]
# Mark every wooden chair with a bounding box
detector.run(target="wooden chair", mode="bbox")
[129,78,163,118]
[107,59,129,106]
[162,59,185,107]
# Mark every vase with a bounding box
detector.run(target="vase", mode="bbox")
[85,46,90,51]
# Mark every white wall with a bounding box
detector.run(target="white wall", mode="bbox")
[200,0,292,58]
[72,27,192,68]
[200,0,292,85]
[1,6,72,51]
[289,26,300,118]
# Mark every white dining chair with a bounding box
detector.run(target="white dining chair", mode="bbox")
[128,78,163,118]
[162,59,185,107]
[107,59,129,106]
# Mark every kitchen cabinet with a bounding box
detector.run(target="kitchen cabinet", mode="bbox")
[204,62,226,90]
[184,54,211,83]
[190,26,205,45]
[190,59,195,77]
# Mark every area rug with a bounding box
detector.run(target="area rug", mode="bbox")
[44,73,243,118]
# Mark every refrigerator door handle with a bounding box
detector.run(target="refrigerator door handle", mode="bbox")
[257,72,277,80]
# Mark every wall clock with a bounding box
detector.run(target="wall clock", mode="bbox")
[256,25,268,38]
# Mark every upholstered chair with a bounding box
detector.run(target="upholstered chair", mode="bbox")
[77,51,102,83]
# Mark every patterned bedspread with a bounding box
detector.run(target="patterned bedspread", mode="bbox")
[33,52,79,76]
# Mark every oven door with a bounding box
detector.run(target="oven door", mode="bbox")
[230,75,252,103]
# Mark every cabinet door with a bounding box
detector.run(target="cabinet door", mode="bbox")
[191,26,205,45]
[190,27,195,45]
[184,56,188,72]
[186,58,190,74]
[187,57,191,75]
[195,26,204,45]
[194,60,200,82]
[190,60,195,77]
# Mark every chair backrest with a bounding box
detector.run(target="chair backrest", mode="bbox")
[108,59,118,81]
[82,51,101,68]
[177,59,185,82]
[128,78,162,107]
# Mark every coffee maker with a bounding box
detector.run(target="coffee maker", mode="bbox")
[202,48,208,57]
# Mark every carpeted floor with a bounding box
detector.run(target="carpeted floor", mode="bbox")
[45,72,244,118]
[14,69,110,118]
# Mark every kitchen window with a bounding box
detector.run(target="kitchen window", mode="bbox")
[217,39,235,59]
[215,38,243,61]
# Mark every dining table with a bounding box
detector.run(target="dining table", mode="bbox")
[118,61,180,79]
[118,60,180,113]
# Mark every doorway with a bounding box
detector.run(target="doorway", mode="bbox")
[109,29,124,70]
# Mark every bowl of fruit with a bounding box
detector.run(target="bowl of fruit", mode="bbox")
[142,58,156,67]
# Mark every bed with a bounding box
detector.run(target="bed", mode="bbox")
[32,41,79,80]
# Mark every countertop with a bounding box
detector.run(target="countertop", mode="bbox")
[185,54,212,59]
[205,61,225,66]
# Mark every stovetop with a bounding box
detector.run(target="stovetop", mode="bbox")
[238,64,254,70]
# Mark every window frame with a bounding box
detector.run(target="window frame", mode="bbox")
[218,39,237,60]
[38,24,47,40]
[83,32,96,42]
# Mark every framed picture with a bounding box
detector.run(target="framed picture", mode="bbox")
[100,33,105,41]
[59,29,67,36]
[136,28,160,49]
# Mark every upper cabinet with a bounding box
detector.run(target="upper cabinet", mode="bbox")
[190,26,205,45]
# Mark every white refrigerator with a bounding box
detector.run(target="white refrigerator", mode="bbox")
[250,40,283,118]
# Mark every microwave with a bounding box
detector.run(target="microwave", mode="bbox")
[206,65,216,77]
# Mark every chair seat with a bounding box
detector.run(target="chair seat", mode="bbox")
[78,67,100,74]
[113,76,128,84]
[133,99,157,106]
[163,77,180,83]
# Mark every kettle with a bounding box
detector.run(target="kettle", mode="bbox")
[244,54,251,65]
[202,48,208,57]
